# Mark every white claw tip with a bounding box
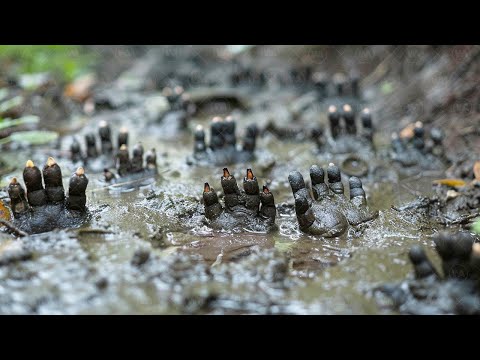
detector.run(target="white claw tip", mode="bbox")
[328,105,337,113]
[120,127,128,133]
[46,157,56,167]
[120,144,128,151]
[196,124,204,131]
[76,167,85,176]
[329,163,335,167]
[212,116,223,123]
[343,104,352,112]
[415,121,423,128]
[363,108,370,114]
[473,243,480,256]
[99,120,108,128]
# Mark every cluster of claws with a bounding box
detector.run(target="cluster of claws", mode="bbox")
[312,71,361,99]
[6,158,89,234]
[202,164,377,237]
[288,164,378,236]
[378,232,480,314]
[188,116,259,166]
[202,168,276,233]
[408,232,480,282]
[313,105,375,154]
[70,121,157,182]
[390,121,446,167]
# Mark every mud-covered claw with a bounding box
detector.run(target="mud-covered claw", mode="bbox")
[23,160,47,206]
[203,183,223,220]
[99,120,113,155]
[310,165,329,200]
[409,245,440,279]
[43,157,65,203]
[260,185,276,224]
[8,178,29,216]
[327,163,344,195]
[67,167,89,211]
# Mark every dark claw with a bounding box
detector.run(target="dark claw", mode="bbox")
[328,105,341,139]
[224,116,236,147]
[85,133,98,158]
[203,183,223,220]
[243,169,260,211]
[118,127,129,149]
[42,157,65,203]
[193,125,206,154]
[67,167,89,211]
[7,178,29,216]
[342,104,356,135]
[310,165,329,200]
[260,186,276,224]
[288,170,311,201]
[130,143,144,173]
[327,163,344,194]
[333,73,346,96]
[145,148,157,171]
[434,232,475,279]
[210,117,224,151]
[99,120,113,155]
[242,124,258,153]
[117,144,131,176]
[221,168,241,209]
[349,176,366,204]
[70,138,83,162]
[23,160,47,206]
[413,121,425,150]
[409,245,440,279]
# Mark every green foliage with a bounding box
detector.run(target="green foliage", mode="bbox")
[0,45,96,82]
[472,219,480,235]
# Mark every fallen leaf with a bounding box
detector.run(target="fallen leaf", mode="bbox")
[400,123,416,139]
[0,200,11,222]
[474,161,480,181]
[433,179,467,187]
[64,73,96,102]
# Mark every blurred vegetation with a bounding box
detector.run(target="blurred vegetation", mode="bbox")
[0,45,96,82]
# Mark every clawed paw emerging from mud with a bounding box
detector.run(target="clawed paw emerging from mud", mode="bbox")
[314,105,375,155]
[288,163,378,237]
[377,232,480,314]
[6,158,89,234]
[187,116,258,166]
[390,121,447,170]
[202,168,276,233]
[69,121,157,183]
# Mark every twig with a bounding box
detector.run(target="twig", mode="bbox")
[0,219,28,237]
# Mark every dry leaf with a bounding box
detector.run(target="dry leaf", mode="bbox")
[433,179,467,187]
[0,200,11,222]
[473,161,480,181]
[64,73,96,102]
[400,123,416,139]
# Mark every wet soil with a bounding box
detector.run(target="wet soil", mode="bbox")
[1,45,479,314]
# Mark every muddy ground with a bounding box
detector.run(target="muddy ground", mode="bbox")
[1,45,479,314]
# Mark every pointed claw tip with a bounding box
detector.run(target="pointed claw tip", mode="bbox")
[246,168,254,180]
[10,177,17,184]
[120,144,128,151]
[263,185,270,194]
[473,243,480,256]
[328,105,337,113]
[223,168,230,178]
[204,183,211,193]
[76,167,85,176]
[26,160,34,168]
[99,120,108,128]
[343,104,352,112]
[46,157,56,167]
